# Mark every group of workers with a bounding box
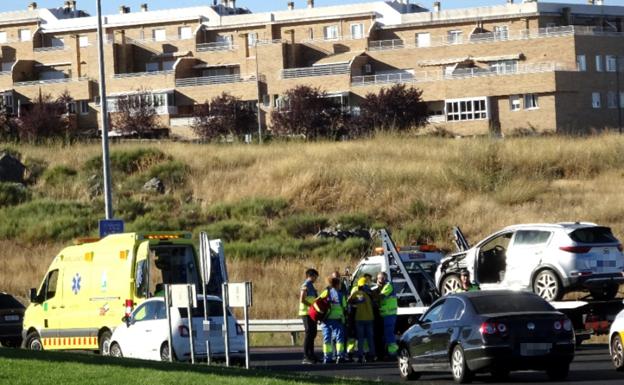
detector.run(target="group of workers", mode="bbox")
[298,269,398,365]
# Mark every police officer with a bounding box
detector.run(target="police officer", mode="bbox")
[376,272,398,359]
[299,268,319,364]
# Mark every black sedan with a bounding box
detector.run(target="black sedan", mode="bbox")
[0,292,25,348]
[398,290,575,383]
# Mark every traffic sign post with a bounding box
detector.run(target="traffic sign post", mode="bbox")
[169,284,197,364]
[223,282,253,369]
[99,219,124,238]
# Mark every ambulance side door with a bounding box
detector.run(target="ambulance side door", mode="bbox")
[39,268,64,340]
[134,241,152,300]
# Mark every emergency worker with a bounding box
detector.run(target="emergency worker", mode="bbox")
[319,277,347,364]
[455,269,480,292]
[376,272,398,359]
[348,277,376,363]
[299,268,319,364]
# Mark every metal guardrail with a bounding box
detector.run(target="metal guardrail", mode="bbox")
[113,70,174,79]
[238,319,305,346]
[13,77,89,87]
[196,42,237,52]
[176,74,256,87]
[368,25,623,52]
[281,63,350,79]
[352,62,573,86]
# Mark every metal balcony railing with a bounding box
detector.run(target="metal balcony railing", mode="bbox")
[281,64,350,79]
[34,45,67,52]
[367,25,623,52]
[351,62,574,86]
[14,77,88,87]
[196,42,237,52]
[112,70,174,79]
[175,74,256,87]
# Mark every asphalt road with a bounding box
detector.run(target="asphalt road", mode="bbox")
[251,344,624,384]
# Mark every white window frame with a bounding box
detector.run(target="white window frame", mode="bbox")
[416,32,431,47]
[576,55,586,72]
[592,92,601,109]
[0,32,7,43]
[509,95,521,111]
[606,55,617,72]
[490,60,517,74]
[153,28,167,42]
[493,25,509,40]
[78,35,89,47]
[445,97,488,122]
[179,26,192,40]
[447,30,462,45]
[595,55,603,72]
[350,23,364,39]
[524,94,539,110]
[247,32,258,47]
[19,29,31,42]
[79,100,89,115]
[323,25,339,40]
[607,91,617,109]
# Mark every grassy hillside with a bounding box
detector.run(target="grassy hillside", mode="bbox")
[0,348,371,385]
[2,134,624,319]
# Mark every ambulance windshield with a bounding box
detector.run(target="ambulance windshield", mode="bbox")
[135,245,200,298]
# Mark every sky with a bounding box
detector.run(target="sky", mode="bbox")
[1,0,624,15]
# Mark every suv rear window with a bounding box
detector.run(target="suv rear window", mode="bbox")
[471,294,554,314]
[0,294,24,309]
[569,227,618,244]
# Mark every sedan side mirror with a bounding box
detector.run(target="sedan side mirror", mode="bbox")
[122,315,131,327]
[29,288,39,304]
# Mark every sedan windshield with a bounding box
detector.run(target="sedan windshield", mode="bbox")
[471,294,555,314]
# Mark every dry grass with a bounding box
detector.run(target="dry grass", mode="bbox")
[4,134,624,319]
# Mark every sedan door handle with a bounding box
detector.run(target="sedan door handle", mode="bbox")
[447,328,453,333]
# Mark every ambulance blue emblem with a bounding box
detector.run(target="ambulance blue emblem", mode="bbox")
[72,273,82,295]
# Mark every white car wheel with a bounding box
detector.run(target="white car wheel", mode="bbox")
[398,347,420,380]
[451,345,472,383]
[442,275,462,296]
[533,270,561,301]
[612,334,624,371]
[110,342,123,358]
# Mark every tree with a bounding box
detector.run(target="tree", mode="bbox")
[17,91,74,143]
[270,85,344,140]
[359,84,428,132]
[0,102,17,142]
[110,89,160,136]
[191,93,256,141]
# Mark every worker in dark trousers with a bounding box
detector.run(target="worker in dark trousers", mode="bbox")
[299,268,319,364]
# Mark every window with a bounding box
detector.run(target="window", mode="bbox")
[132,301,165,322]
[493,25,509,40]
[472,293,554,314]
[592,92,601,109]
[247,32,257,47]
[179,26,192,40]
[596,55,604,72]
[163,60,176,71]
[576,55,586,71]
[421,301,445,323]
[606,55,617,72]
[153,28,167,42]
[0,32,7,43]
[439,298,465,321]
[350,23,364,39]
[79,100,89,115]
[416,32,430,47]
[323,25,339,40]
[513,231,552,247]
[353,263,382,285]
[51,37,64,47]
[509,95,521,111]
[78,35,89,47]
[1,62,13,72]
[569,227,618,244]
[66,102,76,114]
[19,29,31,42]
[1,93,13,114]
[490,60,517,74]
[446,97,488,122]
[37,270,59,302]
[307,28,314,40]
[145,62,159,72]
[608,91,617,109]
[524,94,539,109]
[447,30,462,44]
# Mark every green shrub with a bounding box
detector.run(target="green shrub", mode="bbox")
[0,200,96,242]
[116,198,149,221]
[147,160,190,189]
[280,214,329,238]
[206,197,289,220]
[311,237,371,259]
[23,157,48,185]
[195,219,261,242]
[43,165,78,186]
[0,182,31,207]
[128,213,182,232]
[395,221,451,246]
[84,148,169,175]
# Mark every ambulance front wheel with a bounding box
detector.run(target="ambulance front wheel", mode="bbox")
[25,331,43,351]
[98,330,112,355]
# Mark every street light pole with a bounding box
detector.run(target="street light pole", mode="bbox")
[96,0,114,219]
[616,55,622,134]
[254,40,263,144]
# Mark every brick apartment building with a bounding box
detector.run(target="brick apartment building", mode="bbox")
[0,0,622,137]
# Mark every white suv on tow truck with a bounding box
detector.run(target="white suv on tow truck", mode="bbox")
[436,223,624,301]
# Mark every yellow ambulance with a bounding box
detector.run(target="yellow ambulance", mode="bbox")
[22,232,203,354]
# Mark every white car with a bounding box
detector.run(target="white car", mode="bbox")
[109,296,245,362]
[436,223,624,301]
[609,307,624,371]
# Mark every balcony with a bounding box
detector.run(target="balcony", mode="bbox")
[367,25,622,52]
[196,42,237,52]
[281,64,350,79]
[13,76,88,87]
[112,70,174,79]
[33,45,67,53]
[176,74,257,87]
[351,62,574,86]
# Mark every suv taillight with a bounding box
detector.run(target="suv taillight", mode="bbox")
[559,246,592,253]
